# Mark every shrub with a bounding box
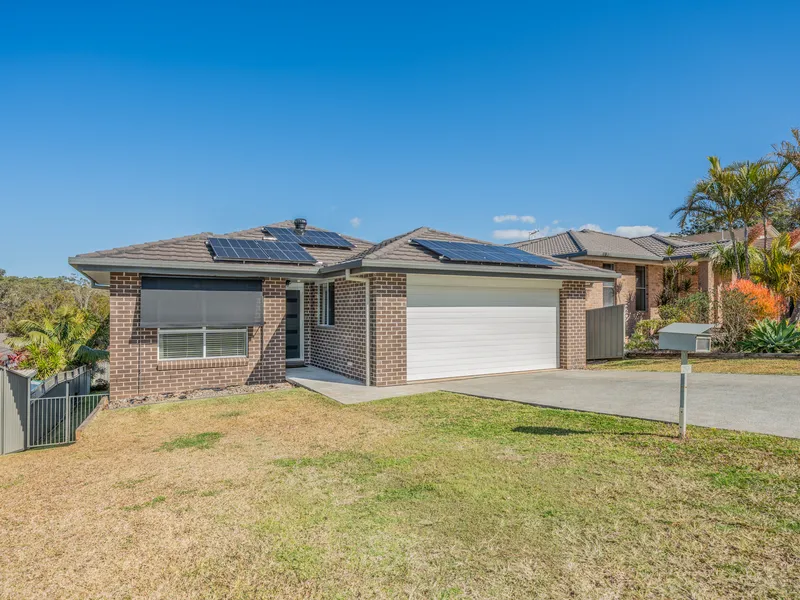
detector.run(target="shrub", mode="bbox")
[740,319,800,353]
[626,318,669,351]
[714,288,758,352]
[659,292,710,324]
[727,280,785,320]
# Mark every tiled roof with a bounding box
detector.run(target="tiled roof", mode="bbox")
[509,232,582,256]
[513,229,722,262]
[72,221,615,279]
[72,220,375,267]
[672,222,780,244]
[357,227,611,275]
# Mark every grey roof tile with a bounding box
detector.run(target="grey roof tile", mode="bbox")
[73,220,375,267]
[512,229,722,262]
[509,232,582,256]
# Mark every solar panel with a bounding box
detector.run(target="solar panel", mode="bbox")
[264,227,354,249]
[410,239,557,267]
[207,238,317,264]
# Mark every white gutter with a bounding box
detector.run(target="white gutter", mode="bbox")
[345,269,371,386]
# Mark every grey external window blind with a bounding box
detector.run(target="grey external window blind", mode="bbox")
[140,277,264,328]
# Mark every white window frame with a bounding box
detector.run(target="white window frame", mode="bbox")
[317,282,335,327]
[157,327,248,361]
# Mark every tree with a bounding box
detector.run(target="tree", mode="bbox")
[6,305,109,378]
[727,160,792,275]
[751,233,800,319]
[710,241,759,279]
[672,157,744,277]
[775,128,800,176]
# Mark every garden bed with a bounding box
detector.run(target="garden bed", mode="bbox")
[108,382,294,409]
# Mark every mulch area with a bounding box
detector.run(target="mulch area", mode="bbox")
[108,382,294,409]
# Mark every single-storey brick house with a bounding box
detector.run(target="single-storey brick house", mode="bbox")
[69,219,616,401]
[511,229,733,333]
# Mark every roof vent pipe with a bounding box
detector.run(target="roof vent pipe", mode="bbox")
[294,218,307,235]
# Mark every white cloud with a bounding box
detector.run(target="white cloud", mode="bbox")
[531,225,566,239]
[492,229,534,241]
[615,225,657,238]
[578,223,603,232]
[349,217,361,228]
[552,220,559,225]
[493,214,535,224]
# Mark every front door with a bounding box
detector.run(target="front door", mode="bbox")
[286,287,303,361]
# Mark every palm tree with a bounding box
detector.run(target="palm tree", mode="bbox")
[672,157,743,278]
[710,241,759,280]
[751,233,800,318]
[7,305,109,378]
[775,128,800,177]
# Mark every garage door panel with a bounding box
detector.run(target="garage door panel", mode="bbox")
[406,276,559,382]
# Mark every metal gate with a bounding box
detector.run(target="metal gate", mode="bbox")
[586,305,625,360]
[28,392,106,448]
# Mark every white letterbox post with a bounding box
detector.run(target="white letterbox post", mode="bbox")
[657,323,715,439]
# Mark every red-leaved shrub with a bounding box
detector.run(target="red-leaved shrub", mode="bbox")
[727,280,785,320]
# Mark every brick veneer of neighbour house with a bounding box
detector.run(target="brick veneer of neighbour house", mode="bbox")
[582,261,665,334]
[109,273,285,401]
[559,281,588,370]
[303,273,407,387]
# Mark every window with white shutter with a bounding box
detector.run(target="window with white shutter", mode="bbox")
[158,328,248,360]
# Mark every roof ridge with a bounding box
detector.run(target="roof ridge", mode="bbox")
[224,221,375,246]
[345,227,430,262]
[422,227,494,245]
[566,230,585,252]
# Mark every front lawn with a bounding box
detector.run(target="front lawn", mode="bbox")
[0,389,797,599]
[589,356,800,376]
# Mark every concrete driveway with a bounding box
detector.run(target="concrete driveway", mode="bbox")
[441,370,800,438]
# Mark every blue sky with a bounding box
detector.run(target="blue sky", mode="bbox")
[2,1,799,277]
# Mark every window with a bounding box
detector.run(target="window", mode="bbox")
[158,327,248,361]
[635,266,647,311]
[318,282,336,326]
[602,263,616,307]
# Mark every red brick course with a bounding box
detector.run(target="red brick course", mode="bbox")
[109,273,285,401]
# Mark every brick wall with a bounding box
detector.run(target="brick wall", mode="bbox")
[559,281,587,369]
[302,274,407,386]
[109,273,285,401]
[369,273,407,386]
[304,279,368,382]
[583,260,664,335]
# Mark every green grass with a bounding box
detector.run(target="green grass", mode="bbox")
[0,388,797,599]
[158,431,223,451]
[589,356,800,375]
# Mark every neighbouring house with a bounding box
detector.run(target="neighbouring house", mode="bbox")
[674,222,800,250]
[511,229,732,333]
[68,219,616,401]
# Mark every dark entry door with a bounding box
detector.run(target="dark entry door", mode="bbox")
[286,289,302,360]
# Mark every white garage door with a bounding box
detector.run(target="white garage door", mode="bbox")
[406,275,560,382]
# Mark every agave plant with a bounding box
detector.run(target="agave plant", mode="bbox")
[740,319,800,353]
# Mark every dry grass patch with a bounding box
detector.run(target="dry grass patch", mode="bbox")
[589,357,800,376]
[0,387,797,599]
